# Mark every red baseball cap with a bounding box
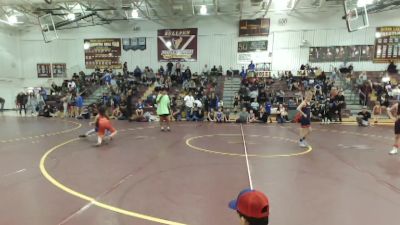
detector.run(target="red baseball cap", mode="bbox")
[229,188,270,219]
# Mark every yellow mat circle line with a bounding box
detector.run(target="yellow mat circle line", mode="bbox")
[1,120,82,143]
[185,134,312,158]
[39,138,187,225]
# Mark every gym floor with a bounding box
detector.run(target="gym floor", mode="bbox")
[0,114,399,225]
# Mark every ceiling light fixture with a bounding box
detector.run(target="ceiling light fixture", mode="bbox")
[67,13,75,21]
[166,41,172,48]
[375,32,382,38]
[131,9,139,18]
[84,42,90,50]
[199,5,207,15]
[7,15,18,25]
[357,0,373,7]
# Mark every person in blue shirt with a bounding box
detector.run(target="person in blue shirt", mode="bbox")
[240,66,247,80]
[264,101,273,123]
[113,93,121,108]
[102,70,112,86]
[75,93,84,116]
[248,60,255,71]
[135,100,145,117]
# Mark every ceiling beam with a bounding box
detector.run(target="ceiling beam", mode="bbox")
[213,0,218,15]
[291,0,302,10]
[262,0,272,18]
[239,0,244,20]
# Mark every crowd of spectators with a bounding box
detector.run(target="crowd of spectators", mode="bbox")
[26,61,227,122]
[233,62,347,124]
[12,60,399,125]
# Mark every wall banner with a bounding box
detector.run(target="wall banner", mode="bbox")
[374,27,400,63]
[122,37,146,51]
[37,63,51,78]
[238,40,268,52]
[157,28,197,62]
[84,38,122,69]
[237,51,269,64]
[309,45,374,63]
[52,63,67,78]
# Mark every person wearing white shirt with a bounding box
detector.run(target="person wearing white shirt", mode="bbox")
[184,92,195,120]
[67,80,76,91]
[194,99,202,108]
[202,64,210,76]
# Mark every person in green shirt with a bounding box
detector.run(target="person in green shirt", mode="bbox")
[156,88,171,131]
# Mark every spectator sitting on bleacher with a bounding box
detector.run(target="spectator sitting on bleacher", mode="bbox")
[215,108,224,123]
[136,100,145,117]
[387,61,398,75]
[372,101,382,124]
[209,92,219,110]
[207,108,215,122]
[134,66,142,80]
[250,101,259,113]
[276,104,288,123]
[223,108,230,122]
[191,104,203,121]
[227,67,233,77]
[357,106,371,127]
[211,65,218,76]
[249,109,257,123]
[184,92,195,120]
[40,103,54,118]
[158,65,165,76]
[264,101,273,123]
[236,107,249,123]
[218,65,223,76]
[248,60,255,72]
[183,66,192,80]
[202,64,209,76]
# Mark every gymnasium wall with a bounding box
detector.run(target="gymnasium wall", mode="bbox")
[17,17,268,79]
[0,30,21,109]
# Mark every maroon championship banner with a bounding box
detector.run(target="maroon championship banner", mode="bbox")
[157,28,197,62]
[37,63,51,78]
[374,27,400,63]
[239,18,270,37]
[84,38,122,69]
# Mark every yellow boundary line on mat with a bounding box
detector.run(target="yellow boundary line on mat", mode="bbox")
[0,120,82,143]
[39,138,187,225]
[186,134,313,158]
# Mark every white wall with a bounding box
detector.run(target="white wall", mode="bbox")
[269,9,400,72]
[1,8,400,108]
[18,17,268,78]
[0,29,21,109]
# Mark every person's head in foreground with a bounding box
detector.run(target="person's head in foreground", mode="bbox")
[229,188,269,225]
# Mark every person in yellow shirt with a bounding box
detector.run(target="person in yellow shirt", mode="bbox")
[156,88,171,131]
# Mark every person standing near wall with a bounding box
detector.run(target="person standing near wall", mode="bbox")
[167,61,174,76]
[16,92,27,116]
[0,97,5,112]
[75,93,84,117]
[334,90,345,122]
[28,93,37,116]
